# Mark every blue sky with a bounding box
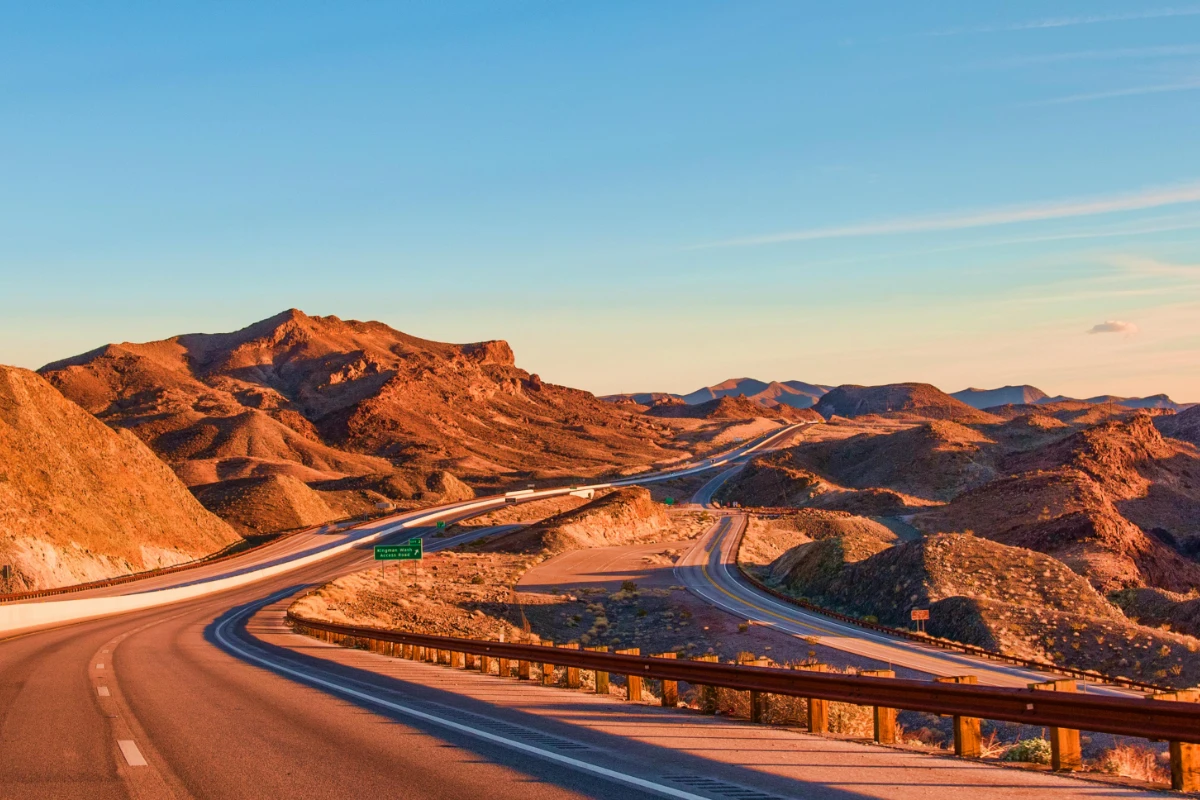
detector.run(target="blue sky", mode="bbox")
[3,2,1199,400]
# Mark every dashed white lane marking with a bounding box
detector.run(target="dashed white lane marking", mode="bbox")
[117,740,147,767]
[97,686,111,697]
[96,663,105,669]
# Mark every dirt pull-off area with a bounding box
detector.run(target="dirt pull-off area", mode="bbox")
[0,366,240,591]
[291,489,711,647]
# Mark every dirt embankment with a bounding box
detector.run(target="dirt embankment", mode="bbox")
[0,365,240,591]
[480,487,671,554]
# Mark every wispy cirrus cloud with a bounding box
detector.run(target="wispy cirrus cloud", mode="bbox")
[1032,78,1200,105]
[989,44,1200,67]
[1089,320,1140,335]
[927,7,1200,36]
[693,182,1200,249]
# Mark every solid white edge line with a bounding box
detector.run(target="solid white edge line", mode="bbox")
[117,739,147,767]
[213,603,712,800]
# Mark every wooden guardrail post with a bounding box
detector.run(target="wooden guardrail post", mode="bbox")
[541,641,556,686]
[586,646,609,694]
[517,655,531,680]
[451,650,464,668]
[655,653,678,707]
[934,676,982,758]
[741,657,770,722]
[561,644,582,688]
[463,652,477,670]
[498,656,511,678]
[403,644,413,659]
[479,651,492,674]
[616,648,642,702]
[860,669,897,744]
[1030,679,1081,771]
[692,655,720,713]
[1152,689,1200,791]
[798,663,829,733]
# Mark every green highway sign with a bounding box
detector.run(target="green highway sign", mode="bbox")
[436,520,446,529]
[374,539,423,561]
[664,497,675,506]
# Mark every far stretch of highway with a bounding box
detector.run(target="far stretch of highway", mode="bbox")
[678,465,1136,696]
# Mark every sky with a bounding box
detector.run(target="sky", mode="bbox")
[2,2,1199,401]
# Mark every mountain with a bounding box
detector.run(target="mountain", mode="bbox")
[0,366,240,591]
[40,310,684,505]
[681,378,832,409]
[951,385,1048,409]
[1037,393,1187,411]
[813,383,1000,424]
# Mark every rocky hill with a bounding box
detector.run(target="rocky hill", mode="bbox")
[952,385,1048,409]
[814,383,1000,423]
[40,310,686,522]
[716,447,938,515]
[917,468,1200,593]
[0,366,240,591]
[1157,405,1200,446]
[1003,413,1200,549]
[785,420,999,501]
[760,531,1200,685]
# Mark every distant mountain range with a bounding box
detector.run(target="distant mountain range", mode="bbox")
[605,378,833,409]
[607,379,1192,414]
[952,385,1190,412]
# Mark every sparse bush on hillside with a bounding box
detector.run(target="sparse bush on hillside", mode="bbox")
[1097,743,1170,785]
[1001,738,1052,765]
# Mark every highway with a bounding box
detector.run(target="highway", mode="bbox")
[0,421,1161,798]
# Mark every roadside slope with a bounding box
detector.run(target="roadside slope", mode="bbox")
[0,365,240,591]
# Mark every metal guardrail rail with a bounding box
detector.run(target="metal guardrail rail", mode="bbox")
[732,510,1172,694]
[286,613,1200,745]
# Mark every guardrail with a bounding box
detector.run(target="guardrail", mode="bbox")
[731,511,1172,694]
[287,613,1200,790]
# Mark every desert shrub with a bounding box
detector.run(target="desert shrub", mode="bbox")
[1002,738,1052,765]
[827,701,873,736]
[1097,744,1169,785]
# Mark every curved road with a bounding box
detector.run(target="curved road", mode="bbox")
[679,466,1135,695]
